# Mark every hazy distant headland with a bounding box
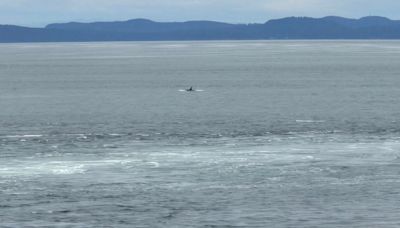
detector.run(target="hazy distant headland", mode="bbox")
[1,16,400,42]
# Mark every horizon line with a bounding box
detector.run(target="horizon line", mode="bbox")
[2,15,397,29]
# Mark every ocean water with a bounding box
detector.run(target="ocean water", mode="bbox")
[1,41,400,227]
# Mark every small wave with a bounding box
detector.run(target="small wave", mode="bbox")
[296,120,325,123]
[4,134,43,138]
[103,144,118,148]
[0,163,87,176]
[0,159,142,177]
[51,165,86,175]
[147,162,160,168]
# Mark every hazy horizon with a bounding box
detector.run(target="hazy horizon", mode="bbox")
[1,0,400,27]
[3,15,400,28]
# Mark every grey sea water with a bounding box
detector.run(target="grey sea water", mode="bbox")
[1,41,400,227]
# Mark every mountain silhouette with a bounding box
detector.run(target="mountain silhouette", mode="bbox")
[1,16,400,42]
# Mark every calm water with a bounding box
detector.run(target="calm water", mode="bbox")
[1,41,400,227]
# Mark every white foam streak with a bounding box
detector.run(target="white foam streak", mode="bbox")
[4,135,43,138]
[0,159,141,177]
[296,120,325,123]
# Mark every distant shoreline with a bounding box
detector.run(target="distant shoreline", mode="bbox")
[2,16,400,43]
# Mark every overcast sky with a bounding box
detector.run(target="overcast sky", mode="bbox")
[1,0,399,27]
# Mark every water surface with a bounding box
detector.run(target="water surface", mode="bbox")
[1,41,400,227]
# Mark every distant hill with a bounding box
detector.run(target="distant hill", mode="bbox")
[1,16,400,42]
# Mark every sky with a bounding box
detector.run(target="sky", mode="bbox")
[1,0,399,27]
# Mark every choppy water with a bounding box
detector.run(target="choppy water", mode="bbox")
[1,41,400,227]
